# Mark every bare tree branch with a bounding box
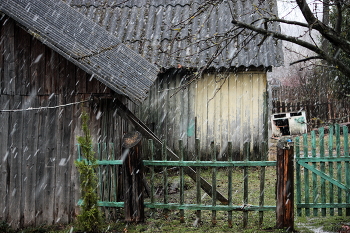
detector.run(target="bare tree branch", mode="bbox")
[295,0,350,55]
[231,18,350,77]
[289,56,323,65]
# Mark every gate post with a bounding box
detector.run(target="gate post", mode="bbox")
[122,131,144,222]
[276,137,294,231]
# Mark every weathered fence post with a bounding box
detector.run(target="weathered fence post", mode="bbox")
[122,131,144,222]
[276,136,294,231]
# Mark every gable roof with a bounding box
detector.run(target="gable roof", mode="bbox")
[67,0,284,70]
[0,0,159,103]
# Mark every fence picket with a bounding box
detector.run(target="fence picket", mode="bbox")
[259,141,267,226]
[211,142,217,225]
[98,143,103,201]
[329,125,334,216]
[295,137,301,216]
[336,124,343,216]
[311,131,318,216]
[195,139,202,224]
[179,140,185,223]
[303,134,310,216]
[228,142,233,227]
[162,141,169,218]
[344,126,350,216]
[148,140,155,213]
[243,142,250,228]
[319,127,326,216]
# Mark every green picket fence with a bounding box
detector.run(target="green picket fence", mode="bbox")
[77,139,277,227]
[295,124,350,217]
[144,139,276,227]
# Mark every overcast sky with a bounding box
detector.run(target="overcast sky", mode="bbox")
[270,0,322,80]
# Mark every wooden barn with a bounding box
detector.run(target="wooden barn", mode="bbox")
[0,0,158,228]
[0,0,284,228]
[69,0,284,159]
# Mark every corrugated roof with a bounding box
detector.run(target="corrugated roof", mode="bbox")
[0,0,159,103]
[66,0,284,69]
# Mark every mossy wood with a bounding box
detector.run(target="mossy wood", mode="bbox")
[276,137,294,231]
[122,132,144,222]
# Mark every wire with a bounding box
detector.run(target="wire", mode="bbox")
[0,98,90,112]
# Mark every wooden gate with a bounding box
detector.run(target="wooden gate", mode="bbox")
[295,124,350,216]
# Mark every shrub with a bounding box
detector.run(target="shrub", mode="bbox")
[75,112,102,232]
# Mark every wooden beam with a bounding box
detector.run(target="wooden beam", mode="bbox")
[276,137,294,231]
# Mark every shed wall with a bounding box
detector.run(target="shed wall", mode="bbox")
[139,70,268,160]
[196,72,268,160]
[0,17,131,228]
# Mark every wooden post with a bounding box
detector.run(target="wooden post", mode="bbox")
[276,137,294,231]
[122,131,144,223]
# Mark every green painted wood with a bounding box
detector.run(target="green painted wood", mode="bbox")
[144,203,276,211]
[142,160,276,167]
[319,127,326,216]
[98,143,103,202]
[295,137,301,217]
[110,143,117,202]
[344,126,350,216]
[303,134,310,216]
[336,124,343,216]
[297,203,350,209]
[106,199,273,210]
[227,142,233,228]
[311,130,318,216]
[78,140,277,225]
[77,144,82,160]
[296,157,350,163]
[243,142,250,228]
[259,141,267,226]
[162,141,169,217]
[78,200,124,207]
[329,125,334,216]
[298,161,349,190]
[179,140,185,223]
[211,142,217,225]
[195,139,201,222]
[76,157,277,167]
[148,139,155,211]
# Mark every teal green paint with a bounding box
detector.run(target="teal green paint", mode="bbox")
[298,161,349,191]
[294,117,306,124]
[78,200,276,212]
[187,119,195,137]
[143,160,276,167]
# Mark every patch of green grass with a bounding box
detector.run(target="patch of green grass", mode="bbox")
[295,215,350,232]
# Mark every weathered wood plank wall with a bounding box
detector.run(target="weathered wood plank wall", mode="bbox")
[140,70,268,160]
[0,16,131,228]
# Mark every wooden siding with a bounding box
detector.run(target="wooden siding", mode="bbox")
[139,71,268,160]
[196,72,267,160]
[0,17,132,228]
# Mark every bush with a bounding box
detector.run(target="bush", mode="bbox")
[75,112,102,232]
